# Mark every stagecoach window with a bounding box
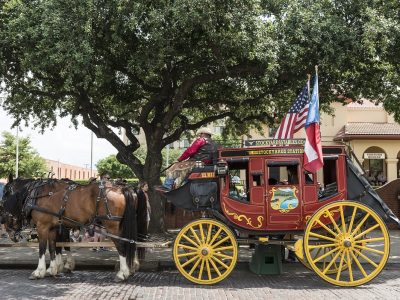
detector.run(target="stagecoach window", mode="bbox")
[252,174,262,186]
[317,158,338,198]
[304,172,314,184]
[227,160,249,202]
[267,163,299,185]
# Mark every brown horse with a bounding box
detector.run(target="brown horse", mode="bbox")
[1,175,142,282]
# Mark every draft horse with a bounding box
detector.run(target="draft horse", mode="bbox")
[1,177,76,273]
[1,175,142,282]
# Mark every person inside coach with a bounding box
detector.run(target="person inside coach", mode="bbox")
[160,127,218,191]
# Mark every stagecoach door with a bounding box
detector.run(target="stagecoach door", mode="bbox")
[265,159,302,229]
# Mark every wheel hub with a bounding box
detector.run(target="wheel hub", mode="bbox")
[343,239,352,248]
[201,247,209,256]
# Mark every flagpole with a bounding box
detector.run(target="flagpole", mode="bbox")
[307,74,311,99]
[314,65,319,98]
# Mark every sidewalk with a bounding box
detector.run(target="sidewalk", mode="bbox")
[0,231,398,271]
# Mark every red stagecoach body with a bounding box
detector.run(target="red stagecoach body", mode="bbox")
[162,139,400,286]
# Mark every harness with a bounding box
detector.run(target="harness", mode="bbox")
[23,180,135,244]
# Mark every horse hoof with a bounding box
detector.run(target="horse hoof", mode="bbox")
[29,274,42,280]
[114,276,125,283]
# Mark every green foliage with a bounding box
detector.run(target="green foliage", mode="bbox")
[161,147,182,167]
[1,0,400,230]
[96,155,135,179]
[0,131,47,178]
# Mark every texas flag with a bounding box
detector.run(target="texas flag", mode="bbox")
[303,74,324,172]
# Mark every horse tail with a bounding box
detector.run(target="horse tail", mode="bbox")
[121,187,137,266]
[136,190,149,259]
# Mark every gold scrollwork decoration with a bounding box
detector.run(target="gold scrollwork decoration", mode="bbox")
[222,203,264,229]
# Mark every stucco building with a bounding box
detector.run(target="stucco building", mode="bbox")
[309,100,399,183]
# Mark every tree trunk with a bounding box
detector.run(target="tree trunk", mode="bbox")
[142,146,166,233]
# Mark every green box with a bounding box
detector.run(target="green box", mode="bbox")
[249,244,282,275]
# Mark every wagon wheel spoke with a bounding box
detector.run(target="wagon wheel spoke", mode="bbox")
[181,234,199,248]
[315,220,337,237]
[205,224,212,244]
[352,224,379,240]
[177,251,197,258]
[322,249,342,275]
[350,250,367,278]
[189,227,202,246]
[187,256,202,276]
[347,206,357,235]
[205,259,212,281]
[181,255,200,268]
[198,258,205,280]
[198,224,206,244]
[335,250,346,281]
[353,248,378,268]
[312,247,339,264]
[354,237,384,244]
[213,252,234,260]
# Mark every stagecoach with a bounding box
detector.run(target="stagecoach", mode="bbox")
[161,139,400,286]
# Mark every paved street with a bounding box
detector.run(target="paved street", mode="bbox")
[0,264,399,300]
[0,230,399,299]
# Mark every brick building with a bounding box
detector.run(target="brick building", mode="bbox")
[45,159,96,181]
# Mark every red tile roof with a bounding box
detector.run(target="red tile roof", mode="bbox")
[334,122,400,141]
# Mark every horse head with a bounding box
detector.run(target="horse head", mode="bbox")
[1,176,35,242]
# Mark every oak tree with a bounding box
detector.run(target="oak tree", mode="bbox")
[1,0,399,230]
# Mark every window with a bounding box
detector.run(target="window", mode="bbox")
[252,174,262,186]
[179,139,190,149]
[227,160,249,201]
[317,157,338,198]
[268,127,278,138]
[304,172,314,184]
[267,161,299,185]
[214,126,224,135]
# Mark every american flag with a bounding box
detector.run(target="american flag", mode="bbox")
[274,83,310,139]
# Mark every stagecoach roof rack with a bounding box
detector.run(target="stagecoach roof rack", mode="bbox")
[243,138,306,147]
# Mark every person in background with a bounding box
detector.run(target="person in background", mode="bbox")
[268,178,278,185]
[100,172,112,188]
[160,127,217,191]
[367,172,376,185]
[229,176,241,199]
[137,181,151,234]
[377,172,387,186]
[317,182,325,198]
[84,224,100,251]
[137,181,151,259]
[0,217,7,238]
[100,172,110,180]
[70,229,82,243]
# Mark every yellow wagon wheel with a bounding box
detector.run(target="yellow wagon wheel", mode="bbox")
[173,219,238,285]
[304,201,390,287]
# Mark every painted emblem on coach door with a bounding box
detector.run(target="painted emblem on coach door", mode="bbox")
[270,187,299,213]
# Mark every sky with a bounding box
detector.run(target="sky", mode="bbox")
[0,107,117,168]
